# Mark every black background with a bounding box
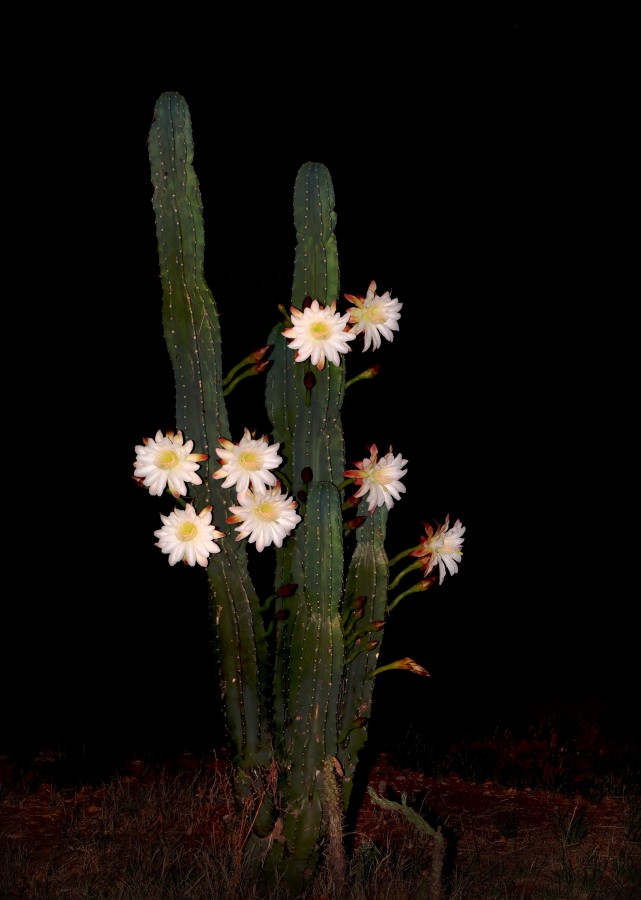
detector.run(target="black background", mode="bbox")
[5,19,636,763]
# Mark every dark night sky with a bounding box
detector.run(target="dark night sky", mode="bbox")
[5,20,636,762]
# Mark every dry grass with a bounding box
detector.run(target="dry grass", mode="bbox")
[1,723,640,899]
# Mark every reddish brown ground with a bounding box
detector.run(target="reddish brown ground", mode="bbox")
[1,726,640,897]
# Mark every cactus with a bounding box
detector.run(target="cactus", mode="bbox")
[137,91,465,893]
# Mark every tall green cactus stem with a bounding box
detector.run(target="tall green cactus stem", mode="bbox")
[261,164,348,886]
[148,93,272,833]
[265,163,345,496]
[265,164,346,749]
[276,481,345,884]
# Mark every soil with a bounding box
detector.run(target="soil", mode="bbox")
[1,725,640,898]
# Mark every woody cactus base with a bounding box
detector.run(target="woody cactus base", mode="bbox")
[134,91,465,893]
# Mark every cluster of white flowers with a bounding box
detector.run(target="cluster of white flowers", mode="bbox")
[135,282,427,567]
[282,281,402,370]
[215,430,300,552]
[134,426,298,564]
[133,430,219,566]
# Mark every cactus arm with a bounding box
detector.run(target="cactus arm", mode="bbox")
[266,163,346,749]
[292,161,340,306]
[338,501,390,810]
[279,480,344,883]
[266,165,348,886]
[148,94,271,810]
[207,548,269,768]
[148,91,225,505]
[287,162,345,490]
[266,162,345,495]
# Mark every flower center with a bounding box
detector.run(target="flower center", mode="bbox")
[178,522,198,542]
[310,321,330,341]
[371,466,393,486]
[158,449,179,470]
[254,501,277,521]
[239,450,260,470]
[364,305,386,325]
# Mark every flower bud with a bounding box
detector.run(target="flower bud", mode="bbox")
[346,516,367,531]
[397,657,431,676]
[418,576,438,592]
[250,345,270,362]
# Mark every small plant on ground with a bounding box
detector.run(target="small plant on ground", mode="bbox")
[553,802,590,846]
